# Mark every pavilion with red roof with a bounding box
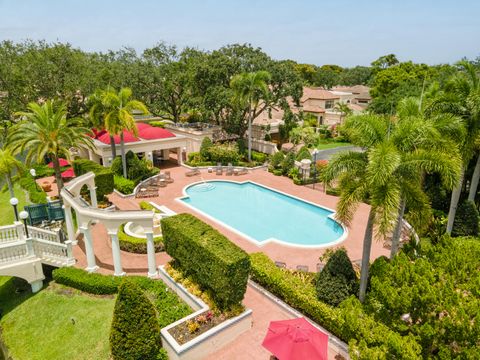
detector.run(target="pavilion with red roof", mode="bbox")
[78,122,189,167]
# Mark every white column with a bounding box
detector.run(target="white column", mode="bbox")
[145,231,157,277]
[30,280,43,293]
[63,205,76,244]
[109,231,125,276]
[177,147,183,165]
[80,225,98,272]
[89,186,98,208]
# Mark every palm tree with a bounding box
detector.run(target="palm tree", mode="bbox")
[88,88,117,158]
[8,101,94,194]
[333,102,353,124]
[230,71,271,162]
[0,148,23,198]
[89,87,148,178]
[428,61,480,234]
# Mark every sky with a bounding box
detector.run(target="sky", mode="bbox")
[0,0,479,67]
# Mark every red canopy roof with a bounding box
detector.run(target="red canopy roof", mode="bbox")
[138,126,175,140]
[135,122,151,130]
[61,167,75,178]
[96,130,139,144]
[48,158,69,168]
[262,318,328,360]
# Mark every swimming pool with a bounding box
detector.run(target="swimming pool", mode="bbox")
[179,180,346,248]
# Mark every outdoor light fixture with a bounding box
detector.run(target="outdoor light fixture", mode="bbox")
[29,168,36,177]
[9,197,19,221]
[19,210,29,238]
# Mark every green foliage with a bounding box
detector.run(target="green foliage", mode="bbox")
[110,280,161,360]
[161,213,251,309]
[113,175,135,195]
[72,159,114,200]
[452,200,479,237]
[139,201,160,212]
[280,151,295,175]
[316,249,358,307]
[206,142,240,165]
[17,176,48,204]
[249,253,421,358]
[111,151,157,183]
[269,151,284,170]
[199,137,213,160]
[365,237,480,358]
[52,267,192,328]
[295,146,311,161]
[149,121,165,128]
[118,224,163,254]
[53,267,120,294]
[31,164,55,178]
[251,151,267,163]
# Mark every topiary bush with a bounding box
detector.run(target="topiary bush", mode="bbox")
[316,249,358,307]
[295,146,311,161]
[52,267,120,294]
[73,159,114,200]
[111,151,158,184]
[452,200,479,237]
[110,280,161,360]
[113,175,135,195]
[161,213,250,309]
[207,143,240,165]
[199,137,213,160]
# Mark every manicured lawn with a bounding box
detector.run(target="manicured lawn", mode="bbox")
[314,141,352,150]
[0,277,115,360]
[0,183,28,226]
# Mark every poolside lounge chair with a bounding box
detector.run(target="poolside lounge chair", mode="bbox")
[234,168,248,176]
[226,163,234,176]
[296,265,309,272]
[165,171,174,183]
[216,163,223,175]
[185,168,200,177]
[275,261,286,269]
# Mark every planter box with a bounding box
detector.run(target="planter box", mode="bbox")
[158,266,252,360]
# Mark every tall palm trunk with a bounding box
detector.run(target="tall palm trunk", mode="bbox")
[468,154,480,202]
[390,196,406,258]
[110,135,117,158]
[5,174,15,198]
[359,208,375,303]
[52,155,64,197]
[446,167,465,235]
[247,108,252,162]
[120,132,127,178]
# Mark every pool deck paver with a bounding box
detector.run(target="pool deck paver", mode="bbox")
[72,165,389,360]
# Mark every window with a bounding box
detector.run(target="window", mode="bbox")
[325,100,334,109]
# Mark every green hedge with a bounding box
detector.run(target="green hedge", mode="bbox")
[113,175,135,195]
[249,253,421,359]
[110,280,161,360]
[72,159,114,200]
[251,151,268,163]
[53,267,120,294]
[118,224,163,254]
[18,177,47,204]
[139,201,160,212]
[161,213,250,309]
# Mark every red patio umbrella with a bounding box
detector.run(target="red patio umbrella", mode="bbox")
[262,318,328,360]
[47,158,69,168]
[61,167,75,179]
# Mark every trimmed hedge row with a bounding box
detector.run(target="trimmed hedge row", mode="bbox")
[72,159,114,200]
[113,175,135,195]
[161,213,250,309]
[53,267,119,294]
[118,224,163,254]
[18,177,47,204]
[249,253,422,359]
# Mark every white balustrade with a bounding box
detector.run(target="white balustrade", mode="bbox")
[27,226,62,243]
[32,239,70,264]
[0,225,20,244]
[0,241,29,263]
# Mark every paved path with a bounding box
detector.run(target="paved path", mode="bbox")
[315,145,362,160]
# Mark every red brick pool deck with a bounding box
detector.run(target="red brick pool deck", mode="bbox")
[72,165,388,360]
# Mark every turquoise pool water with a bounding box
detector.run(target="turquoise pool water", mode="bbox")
[180,180,345,247]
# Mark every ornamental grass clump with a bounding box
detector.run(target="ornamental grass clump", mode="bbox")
[110,280,161,360]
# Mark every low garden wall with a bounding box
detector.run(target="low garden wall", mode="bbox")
[158,266,252,360]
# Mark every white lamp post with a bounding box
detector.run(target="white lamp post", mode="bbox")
[19,210,29,238]
[9,197,19,221]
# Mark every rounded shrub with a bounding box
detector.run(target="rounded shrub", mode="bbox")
[452,200,479,237]
[200,137,213,160]
[110,280,161,360]
[295,146,311,161]
[269,151,284,170]
[316,248,358,307]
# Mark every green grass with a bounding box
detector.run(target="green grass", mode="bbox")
[0,184,28,226]
[0,277,115,360]
[314,141,352,150]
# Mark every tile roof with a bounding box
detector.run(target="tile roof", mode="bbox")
[300,87,340,102]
